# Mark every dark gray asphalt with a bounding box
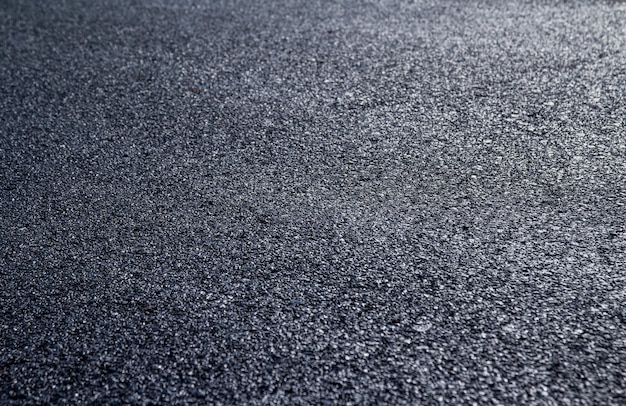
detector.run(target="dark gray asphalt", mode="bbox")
[1,0,626,404]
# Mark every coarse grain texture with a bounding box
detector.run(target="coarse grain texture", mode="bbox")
[1,0,625,404]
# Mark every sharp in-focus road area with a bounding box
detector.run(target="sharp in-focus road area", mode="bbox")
[1,0,625,404]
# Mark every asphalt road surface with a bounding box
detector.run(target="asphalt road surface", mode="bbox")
[1,0,626,404]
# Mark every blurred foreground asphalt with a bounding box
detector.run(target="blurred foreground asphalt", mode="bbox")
[1,0,626,404]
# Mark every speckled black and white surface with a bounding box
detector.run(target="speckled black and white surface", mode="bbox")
[1,0,625,404]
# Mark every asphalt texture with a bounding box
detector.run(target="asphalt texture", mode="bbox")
[1,0,626,404]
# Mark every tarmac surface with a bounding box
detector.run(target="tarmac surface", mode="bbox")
[1,0,626,404]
